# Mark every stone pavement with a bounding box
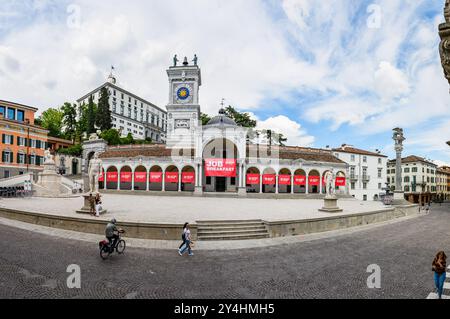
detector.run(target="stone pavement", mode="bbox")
[0,193,393,224]
[0,210,421,251]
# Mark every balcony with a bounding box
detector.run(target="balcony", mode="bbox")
[362,175,370,182]
[350,174,357,181]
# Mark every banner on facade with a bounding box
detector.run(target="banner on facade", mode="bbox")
[120,172,132,183]
[246,174,260,185]
[182,172,195,184]
[134,172,147,183]
[204,158,236,177]
[335,177,346,186]
[106,172,118,182]
[165,172,179,183]
[149,172,163,183]
[294,175,306,186]
[278,175,291,185]
[308,176,320,186]
[262,174,276,185]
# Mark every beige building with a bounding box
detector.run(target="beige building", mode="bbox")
[437,166,450,201]
[387,155,437,204]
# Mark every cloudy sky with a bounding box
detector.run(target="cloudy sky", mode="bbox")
[1,0,449,164]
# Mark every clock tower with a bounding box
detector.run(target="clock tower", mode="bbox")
[166,56,202,148]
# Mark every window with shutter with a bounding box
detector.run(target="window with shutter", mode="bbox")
[1,134,5,144]
[10,152,13,163]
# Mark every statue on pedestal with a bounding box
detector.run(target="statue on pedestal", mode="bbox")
[44,148,55,164]
[88,152,103,194]
[324,170,335,198]
[173,54,179,67]
[192,54,198,66]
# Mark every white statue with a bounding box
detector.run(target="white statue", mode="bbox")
[44,148,54,164]
[324,170,335,197]
[88,152,103,194]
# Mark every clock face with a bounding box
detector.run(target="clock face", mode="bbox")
[177,87,190,100]
[174,84,193,104]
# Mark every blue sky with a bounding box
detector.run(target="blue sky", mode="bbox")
[0,0,449,164]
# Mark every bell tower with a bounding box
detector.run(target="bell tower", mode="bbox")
[166,55,201,148]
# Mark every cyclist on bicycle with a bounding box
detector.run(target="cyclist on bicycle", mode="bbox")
[105,218,120,252]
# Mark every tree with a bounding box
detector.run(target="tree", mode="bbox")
[41,108,64,138]
[223,106,256,128]
[100,129,122,146]
[96,87,112,131]
[61,102,77,142]
[120,132,134,145]
[57,144,83,157]
[86,96,97,134]
[200,113,211,126]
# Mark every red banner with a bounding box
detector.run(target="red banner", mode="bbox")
[246,174,260,185]
[308,176,320,186]
[294,175,306,185]
[149,172,162,183]
[165,172,179,183]
[262,174,276,185]
[182,172,195,184]
[278,175,291,185]
[106,172,118,182]
[205,158,236,177]
[120,171,132,183]
[99,170,104,182]
[134,172,147,183]
[335,177,346,186]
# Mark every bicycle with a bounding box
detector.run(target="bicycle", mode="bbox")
[99,229,126,260]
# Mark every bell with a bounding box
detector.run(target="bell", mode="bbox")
[183,57,189,66]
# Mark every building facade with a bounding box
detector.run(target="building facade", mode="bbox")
[90,60,350,196]
[332,145,387,201]
[77,73,167,142]
[437,166,450,200]
[0,100,48,179]
[387,155,438,204]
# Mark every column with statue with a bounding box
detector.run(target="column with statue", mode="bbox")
[391,128,409,205]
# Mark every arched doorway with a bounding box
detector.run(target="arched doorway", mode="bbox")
[308,170,320,194]
[246,167,260,193]
[120,166,132,190]
[134,166,147,191]
[72,158,78,175]
[165,165,179,192]
[278,168,292,194]
[262,168,276,193]
[202,138,239,193]
[293,169,307,194]
[181,166,195,192]
[99,168,105,190]
[106,166,118,190]
[149,165,163,191]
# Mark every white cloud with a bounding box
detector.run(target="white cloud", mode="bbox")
[256,115,315,147]
[374,61,410,101]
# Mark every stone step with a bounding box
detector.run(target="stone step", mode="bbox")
[198,225,267,232]
[198,229,269,236]
[198,233,270,241]
[197,219,263,224]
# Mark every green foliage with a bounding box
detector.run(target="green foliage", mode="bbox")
[200,113,211,126]
[61,102,77,142]
[96,87,112,131]
[41,107,64,138]
[223,106,256,128]
[86,96,97,134]
[100,129,122,146]
[121,132,134,145]
[57,144,83,157]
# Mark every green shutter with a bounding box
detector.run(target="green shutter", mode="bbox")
[1,151,4,163]
[9,152,13,163]
[1,134,4,144]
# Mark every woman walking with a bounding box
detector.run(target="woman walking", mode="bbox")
[179,223,189,250]
[432,251,447,299]
[178,223,194,256]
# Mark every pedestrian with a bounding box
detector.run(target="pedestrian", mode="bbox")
[179,222,188,250]
[95,193,102,217]
[426,202,431,214]
[88,193,95,216]
[432,251,447,299]
[178,223,194,256]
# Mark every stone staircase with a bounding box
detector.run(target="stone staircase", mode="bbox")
[196,220,270,241]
